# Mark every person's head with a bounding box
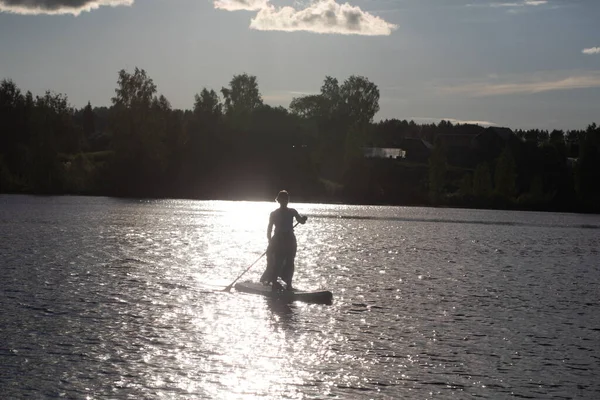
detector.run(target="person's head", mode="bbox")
[276,190,289,206]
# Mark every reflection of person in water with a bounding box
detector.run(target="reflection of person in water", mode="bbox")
[259,190,307,291]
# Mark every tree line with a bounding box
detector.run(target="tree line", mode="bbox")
[0,68,598,212]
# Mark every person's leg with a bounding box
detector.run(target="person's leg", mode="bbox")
[283,235,297,290]
[271,238,285,292]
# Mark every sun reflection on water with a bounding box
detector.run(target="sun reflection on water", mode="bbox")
[187,201,343,396]
[194,296,311,399]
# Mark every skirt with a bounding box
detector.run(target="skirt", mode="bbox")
[260,232,297,284]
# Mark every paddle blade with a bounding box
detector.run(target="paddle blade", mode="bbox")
[222,284,233,292]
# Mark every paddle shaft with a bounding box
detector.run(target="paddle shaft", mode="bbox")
[223,220,301,292]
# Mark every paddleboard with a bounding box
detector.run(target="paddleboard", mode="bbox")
[234,281,333,305]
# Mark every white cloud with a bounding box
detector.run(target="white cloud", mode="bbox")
[441,72,600,97]
[261,90,318,103]
[582,47,600,55]
[489,0,547,7]
[489,2,520,7]
[0,0,133,15]
[410,117,497,126]
[249,0,397,36]
[214,0,268,12]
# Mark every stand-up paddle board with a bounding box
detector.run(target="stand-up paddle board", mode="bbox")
[234,281,333,305]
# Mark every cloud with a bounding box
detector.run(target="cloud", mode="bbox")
[214,0,268,12]
[0,0,133,15]
[410,117,497,127]
[249,0,397,36]
[441,72,600,97]
[489,0,547,7]
[263,90,328,104]
[582,47,600,55]
[466,0,549,11]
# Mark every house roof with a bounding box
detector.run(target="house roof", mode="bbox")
[486,127,514,141]
[398,137,434,151]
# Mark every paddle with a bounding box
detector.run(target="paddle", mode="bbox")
[222,220,301,292]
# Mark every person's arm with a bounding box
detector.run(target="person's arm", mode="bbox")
[267,213,274,240]
[293,209,308,224]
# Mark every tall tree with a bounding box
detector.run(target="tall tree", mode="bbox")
[428,138,447,204]
[320,76,341,118]
[459,173,473,197]
[289,75,380,181]
[194,88,222,120]
[221,73,263,117]
[289,94,325,119]
[29,90,76,192]
[549,129,565,145]
[0,79,25,179]
[494,146,517,199]
[340,75,380,126]
[110,67,170,195]
[82,101,95,141]
[112,67,156,109]
[473,162,493,198]
[290,75,380,127]
[574,123,600,205]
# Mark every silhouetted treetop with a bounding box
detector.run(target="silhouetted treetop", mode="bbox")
[112,67,157,109]
[340,75,380,125]
[221,73,263,116]
[194,88,222,119]
[290,75,380,126]
[289,94,325,119]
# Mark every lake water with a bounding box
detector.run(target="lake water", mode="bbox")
[1,195,599,399]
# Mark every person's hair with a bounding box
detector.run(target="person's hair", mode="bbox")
[276,190,289,204]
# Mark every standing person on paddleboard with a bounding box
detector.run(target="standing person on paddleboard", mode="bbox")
[260,190,307,292]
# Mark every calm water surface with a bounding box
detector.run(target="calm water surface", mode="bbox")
[1,195,599,399]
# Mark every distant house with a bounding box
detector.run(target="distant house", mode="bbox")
[473,127,516,151]
[472,126,517,163]
[433,127,484,167]
[475,126,514,143]
[363,147,405,159]
[433,125,485,149]
[436,134,477,149]
[398,138,433,163]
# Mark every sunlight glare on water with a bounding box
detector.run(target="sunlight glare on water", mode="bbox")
[185,200,275,288]
[140,199,346,398]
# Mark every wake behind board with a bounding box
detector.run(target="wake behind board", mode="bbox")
[234,281,333,305]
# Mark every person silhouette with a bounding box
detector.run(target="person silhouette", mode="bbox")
[260,190,307,291]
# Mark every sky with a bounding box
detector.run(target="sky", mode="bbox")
[0,0,598,130]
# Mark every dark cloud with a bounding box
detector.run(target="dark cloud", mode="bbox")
[0,0,133,15]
